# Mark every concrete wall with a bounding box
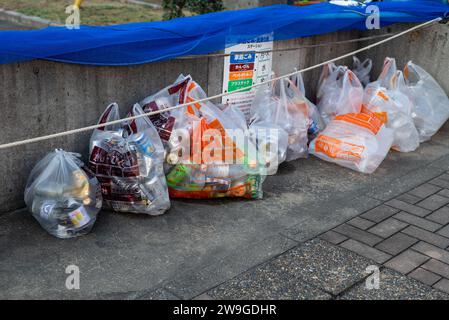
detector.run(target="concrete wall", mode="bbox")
[358,23,449,94]
[0,22,448,213]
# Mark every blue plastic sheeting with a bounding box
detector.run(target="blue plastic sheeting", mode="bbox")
[0,2,447,66]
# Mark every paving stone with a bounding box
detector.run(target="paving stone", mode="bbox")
[437,189,449,198]
[437,225,449,238]
[416,194,449,211]
[426,206,449,225]
[339,268,448,300]
[395,193,421,205]
[409,268,442,286]
[375,233,418,256]
[433,278,449,294]
[347,217,375,230]
[394,211,441,232]
[421,259,449,278]
[193,293,214,300]
[340,239,392,264]
[135,288,180,300]
[412,241,449,265]
[408,184,441,198]
[402,226,449,249]
[385,199,431,217]
[333,224,383,246]
[267,239,374,295]
[384,250,429,274]
[429,176,449,189]
[360,205,399,223]
[319,230,348,245]
[367,218,408,238]
[207,259,331,300]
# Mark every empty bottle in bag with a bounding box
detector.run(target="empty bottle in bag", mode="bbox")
[24,149,102,238]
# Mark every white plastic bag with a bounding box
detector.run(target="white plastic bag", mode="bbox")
[88,103,170,215]
[404,61,449,142]
[364,57,419,152]
[250,78,309,162]
[309,113,394,174]
[317,66,363,125]
[249,82,289,174]
[24,149,102,238]
[317,62,337,104]
[291,71,325,139]
[352,56,372,86]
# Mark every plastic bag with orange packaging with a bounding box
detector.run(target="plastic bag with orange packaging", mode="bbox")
[159,76,265,199]
[309,113,394,174]
[362,57,419,152]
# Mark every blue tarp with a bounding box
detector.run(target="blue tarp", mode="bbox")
[0,2,447,66]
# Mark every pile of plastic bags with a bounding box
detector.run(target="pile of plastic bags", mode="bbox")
[310,57,449,173]
[24,56,449,238]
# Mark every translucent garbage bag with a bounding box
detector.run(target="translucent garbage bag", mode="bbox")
[309,113,394,174]
[352,56,372,86]
[249,77,310,162]
[317,62,337,104]
[24,149,102,239]
[88,103,170,215]
[291,71,325,140]
[249,82,289,174]
[404,61,449,142]
[163,77,265,199]
[317,66,363,125]
[363,57,419,152]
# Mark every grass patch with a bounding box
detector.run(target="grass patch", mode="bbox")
[0,0,165,25]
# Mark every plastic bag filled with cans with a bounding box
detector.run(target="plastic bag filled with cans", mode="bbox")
[88,103,170,215]
[144,75,265,199]
[249,76,313,162]
[24,149,102,238]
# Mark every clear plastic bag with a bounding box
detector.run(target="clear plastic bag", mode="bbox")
[88,103,170,215]
[404,61,449,142]
[317,66,363,125]
[24,149,102,238]
[352,56,372,87]
[250,77,309,162]
[291,71,325,140]
[364,57,419,152]
[317,62,337,104]
[163,77,265,199]
[309,113,394,174]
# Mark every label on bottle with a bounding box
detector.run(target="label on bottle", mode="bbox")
[68,206,91,228]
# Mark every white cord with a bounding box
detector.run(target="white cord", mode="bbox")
[0,17,442,151]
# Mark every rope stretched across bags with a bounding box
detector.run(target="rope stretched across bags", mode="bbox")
[0,17,442,151]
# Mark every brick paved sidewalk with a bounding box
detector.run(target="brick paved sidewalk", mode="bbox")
[320,172,449,294]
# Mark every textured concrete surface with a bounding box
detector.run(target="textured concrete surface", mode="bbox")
[2,123,449,299]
